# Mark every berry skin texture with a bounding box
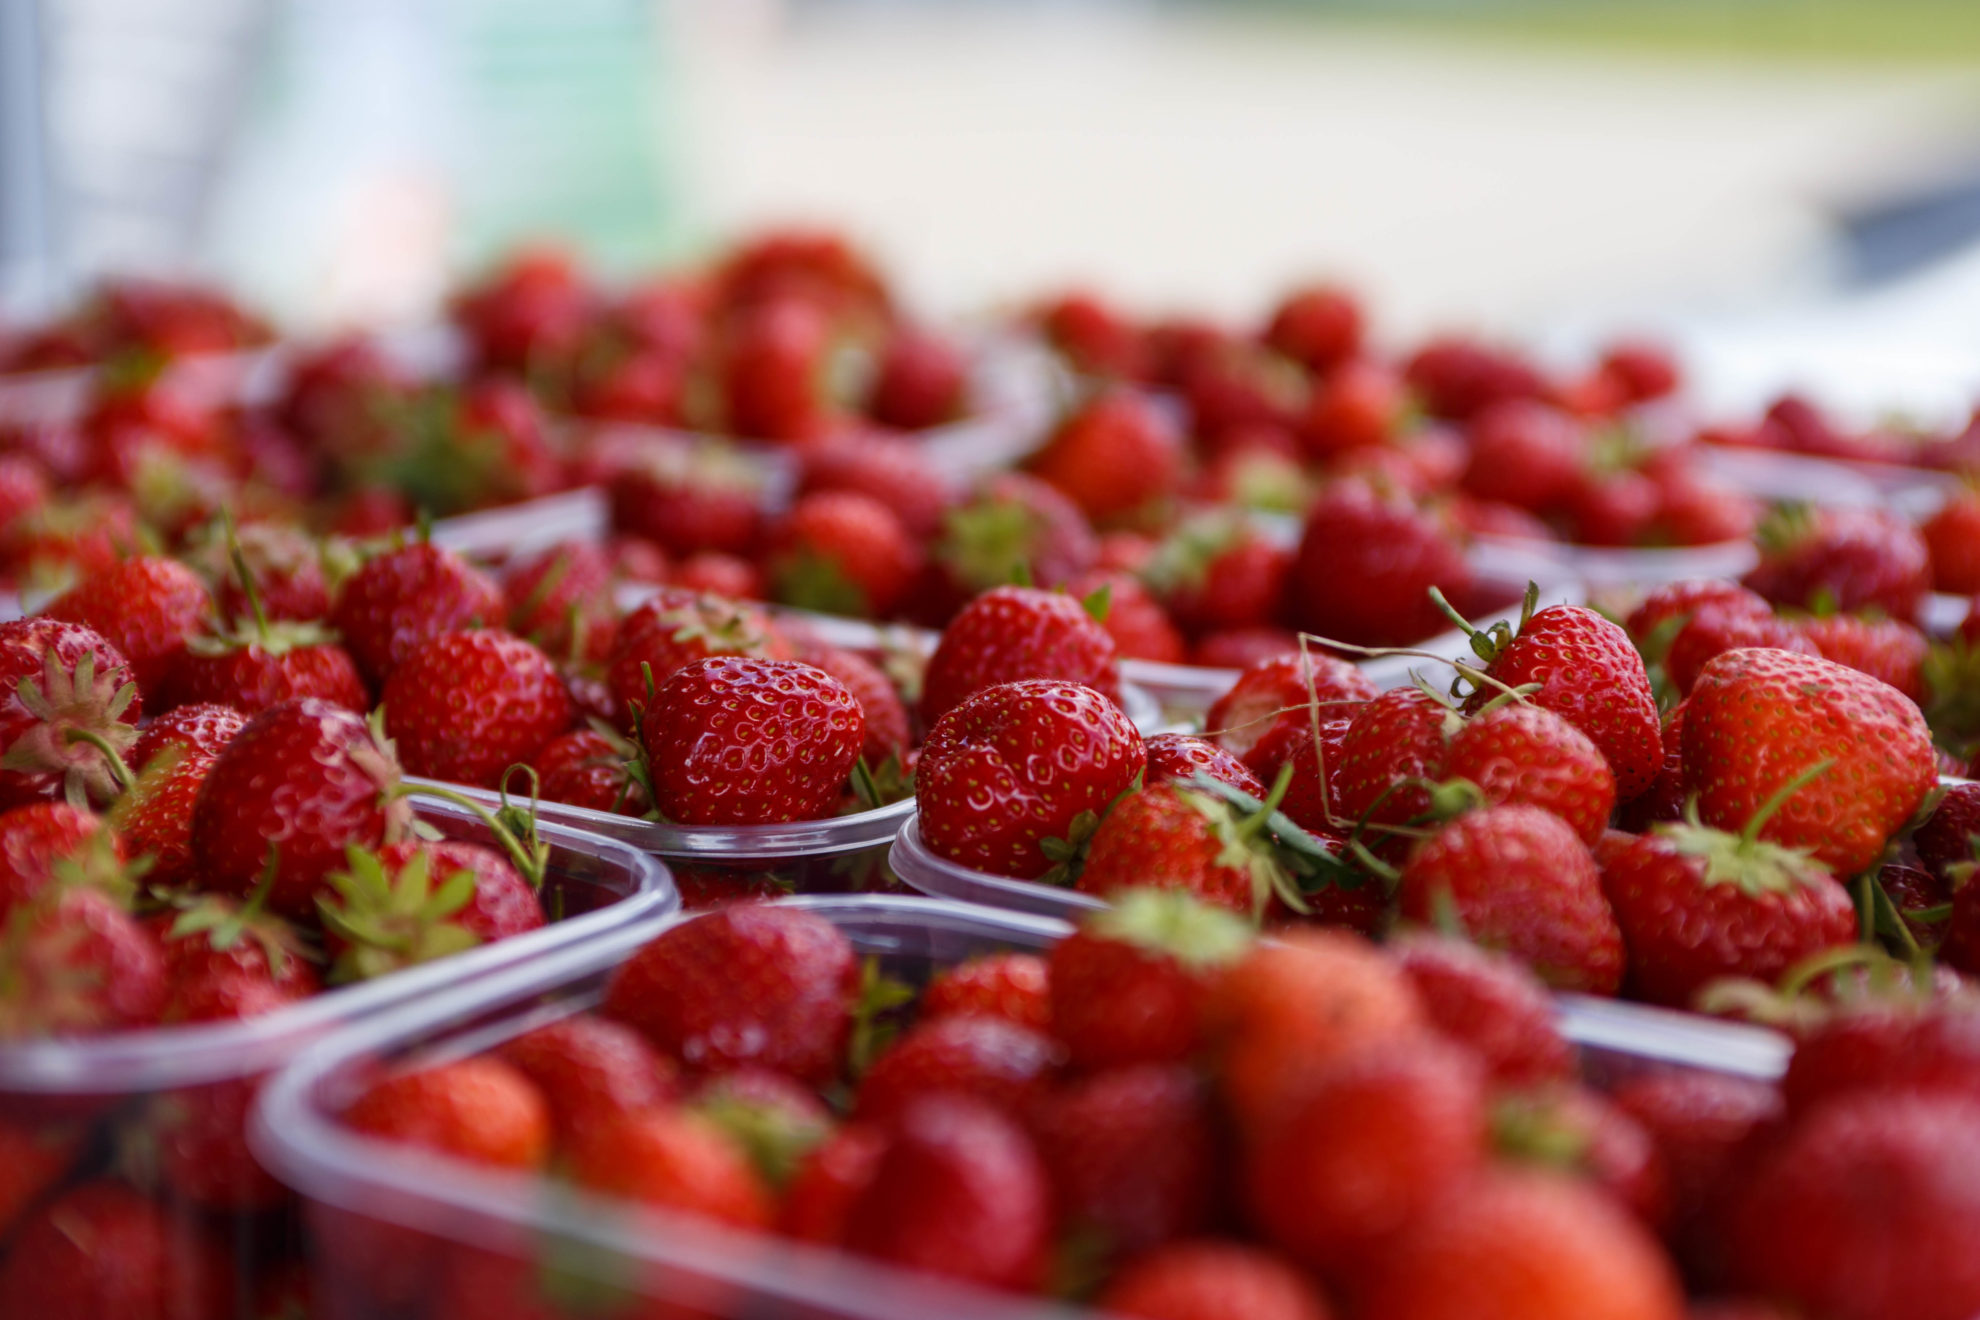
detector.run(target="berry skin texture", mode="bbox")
[189,697,406,917]
[920,585,1122,727]
[344,1057,551,1170]
[43,554,209,695]
[331,540,504,683]
[605,585,789,720]
[498,1015,679,1144]
[1440,701,1616,846]
[602,903,857,1084]
[1357,1169,1686,1320]
[1144,731,1268,796]
[1681,647,1936,877]
[855,1014,1058,1124]
[529,728,644,814]
[921,952,1052,1033]
[769,490,921,618]
[916,678,1145,879]
[1333,685,1456,828]
[1727,1094,1980,1320]
[129,702,245,769]
[566,1108,776,1231]
[165,635,370,716]
[383,629,574,789]
[640,656,863,826]
[1390,932,1573,1086]
[1205,651,1377,760]
[1076,782,1284,916]
[1400,805,1625,995]
[1095,1240,1336,1320]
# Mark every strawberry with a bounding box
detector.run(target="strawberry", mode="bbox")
[1625,580,1768,659]
[1049,888,1253,1070]
[189,698,409,916]
[1564,468,1661,547]
[1266,285,1363,372]
[1923,487,1980,593]
[768,490,920,618]
[911,956,1048,1039]
[926,472,1099,609]
[1451,591,1663,801]
[111,747,214,888]
[1663,601,1814,697]
[1333,685,1457,829]
[1192,626,1306,670]
[567,1107,776,1228]
[855,1014,1058,1123]
[602,903,857,1084]
[346,1057,552,1170]
[0,1116,79,1238]
[1301,356,1405,459]
[1400,804,1625,994]
[129,701,244,769]
[0,800,116,918]
[1067,568,1186,663]
[1405,336,1548,421]
[916,678,1144,878]
[1095,1240,1335,1320]
[165,614,368,715]
[1038,288,1147,379]
[800,434,953,541]
[43,555,209,695]
[1440,700,1616,846]
[1205,651,1377,761]
[1027,390,1184,526]
[0,884,165,1036]
[0,1181,230,1320]
[330,540,503,684]
[149,1076,291,1212]
[1491,1083,1670,1228]
[1796,612,1927,702]
[1780,1007,1980,1115]
[1244,1037,1487,1276]
[155,891,319,1022]
[1460,399,1584,511]
[1,491,141,594]
[1618,702,1689,833]
[1144,732,1268,795]
[498,1015,681,1143]
[451,246,589,372]
[191,520,331,625]
[1074,781,1314,917]
[1727,1093,1980,1320]
[1682,647,1936,876]
[1180,343,1303,450]
[842,1095,1051,1290]
[784,1120,889,1244]
[714,229,890,320]
[318,839,543,981]
[382,629,573,789]
[866,326,966,430]
[673,550,765,600]
[640,657,862,825]
[1912,780,1980,880]
[1026,1065,1218,1260]
[0,617,141,810]
[1284,478,1473,648]
[1143,513,1293,638]
[691,1066,834,1191]
[604,586,789,721]
[719,296,836,443]
[528,727,645,814]
[501,540,615,663]
[1742,504,1930,623]
[1390,932,1573,1086]
[798,644,910,769]
[606,437,768,558]
[923,585,1124,726]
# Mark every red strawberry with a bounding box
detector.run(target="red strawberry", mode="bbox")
[1625,578,1771,658]
[382,629,573,789]
[1400,804,1625,994]
[149,1076,291,1211]
[926,471,1100,609]
[1145,731,1268,795]
[318,839,543,981]
[1460,399,1584,511]
[1781,1007,1980,1115]
[922,585,1122,726]
[501,540,615,663]
[165,620,368,715]
[720,296,836,443]
[1205,650,1377,760]
[528,727,644,814]
[1683,648,1936,876]
[1038,288,1147,379]
[1284,478,1473,648]
[1743,504,1930,623]
[673,551,765,600]
[1095,1240,1335,1320]
[1049,888,1253,1070]
[602,903,857,1083]
[567,1106,776,1228]
[855,1014,1057,1123]
[451,246,589,372]
[1796,612,1927,702]
[1192,626,1306,670]
[1266,284,1363,373]
[784,1121,889,1244]
[1913,780,1980,880]
[129,702,244,769]
[842,1095,1051,1290]
[194,520,330,625]
[330,540,503,684]
[798,645,910,769]
[499,1015,681,1143]
[800,434,953,541]
[1923,487,1980,594]
[1440,700,1616,846]
[43,555,208,696]
[0,1181,229,1320]
[1390,932,1573,1086]
[0,885,165,1036]
[606,437,768,558]
[1075,782,1301,916]
[1068,568,1186,663]
[0,800,116,918]
[768,490,920,618]
[866,326,966,430]
[1028,391,1183,526]
[605,586,789,720]
[111,747,214,888]
[155,891,319,1022]
[346,1057,551,1170]
[1142,514,1293,640]
[0,1116,80,1238]
[916,678,1145,878]
[1333,685,1458,829]
[0,617,141,810]
[1492,1083,1670,1227]
[1179,342,1303,450]
[1301,356,1405,459]
[190,698,409,916]
[640,657,862,826]
[1405,337,1548,420]
[921,952,1051,1032]
[1663,601,1814,697]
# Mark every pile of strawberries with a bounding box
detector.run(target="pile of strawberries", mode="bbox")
[302,895,1980,1320]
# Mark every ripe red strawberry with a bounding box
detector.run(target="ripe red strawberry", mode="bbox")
[605,586,789,720]
[842,1095,1051,1290]
[1390,932,1573,1085]
[768,490,920,618]
[1244,1037,1488,1275]
[1142,513,1292,639]
[688,1067,834,1193]
[1663,601,1814,697]
[451,245,589,372]
[0,1181,229,1320]
[501,540,615,663]
[0,617,141,810]
[318,839,543,981]
[855,1014,1057,1123]
[148,1075,292,1211]
[916,678,1145,878]
[43,555,208,696]
[1796,612,1927,702]
[783,1120,888,1244]
[190,698,409,916]
[330,540,503,684]
[0,800,116,918]
[1266,284,1363,373]
[1095,1240,1335,1320]
[1075,782,1295,916]
[1460,399,1585,511]
[926,471,1100,609]
[346,1057,551,1169]
[155,892,319,1022]
[1300,355,1404,459]
[797,644,910,768]
[165,618,368,715]
[1028,1064,1218,1259]
[603,903,857,1083]
[129,701,244,769]
[1050,889,1254,1070]
[1457,595,1663,801]
[0,1116,80,1238]
[1333,685,1458,828]
[1727,1093,1980,1320]
[1288,481,1474,647]
[0,884,165,1036]
[1027,390,1184,526]
[866,326,966,430]
[1068,568,1186,663]
[1781,1007,1980,1115]
[528,727,645,814]
[499,1015,681,1143]
[1145,732,1268,795]
[720,296,836,443]
[111,747,214,888]
[922,585,1122,725]
[382,629,573,789]
[1405,336,1548,420]
[1440,701,1616,846]
[1038,288,1148,379]
[673,550,765,600]
[1624,578,1771,658]
[1912,780,1980,880]
[198,520,331,626]
[1923,487,1980,594]
[1683,648,1936,876]
[921,952,1051,1032]
[1400,805,1624,993]
[567,1106,776,1228]
[640,656,862,826]
[1743,505,1930,623]
[800,434,953,541]
[1192,626,1305,670]
[1491,1083,1670,1228]
[1205,651,1377,760]
[606,437,768,558]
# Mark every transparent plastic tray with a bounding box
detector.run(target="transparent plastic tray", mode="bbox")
[0,797,676,1320]
[251,894,1787,1320]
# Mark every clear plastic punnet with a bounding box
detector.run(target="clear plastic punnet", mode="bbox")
[251,894,1788,1320]
[0,796,677,1319]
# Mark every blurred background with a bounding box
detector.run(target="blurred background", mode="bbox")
[8,0,1980,416]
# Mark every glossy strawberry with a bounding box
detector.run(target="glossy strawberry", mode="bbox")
[529,727,644,814]
[1026,390,1183,526]
[499,1015,680,1144]
[1440,701,1616,846]
[129,701,245,769]
[1068,568,1186,663]
[1743,504,1930,624]
[568,1107,776,1229]
[382,629,573,789]
[917,679,1144,878]
[922,585,1122,726]
[43,555,208,696]
[800,645,910,768]
[0,617,141,810]
[1663,601,1814,697]
[154,891,319,1022]
[1332,685,1458,829]
[0,800,116,918]
[1076,782,1300,916]
[1283,479,1473,648]
[800,434,953,541]
[501,540,615,663]
[921,952,1051,1032]
[165,619,368,715]
[1796,612,1927,703]
[1624,578,1771,660]
[111,746,214,888]
[1144,731,1268,795]
[1912,780,1980,880]
[768,490,920,618]
[330,540,503,684]
[605,586,788,720]
[1205,650,1377,760]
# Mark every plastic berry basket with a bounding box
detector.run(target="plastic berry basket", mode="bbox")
[0,797,677,1320]
[249,894,1788,1320]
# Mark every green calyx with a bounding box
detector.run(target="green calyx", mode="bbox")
[1139,512,1243,597]
[1,648,141,808]
[773,551,871,619]
[163,869,311,979]
[1654,760,1835,899]
[1085,886,1255,971]
[1430,580,1540,670]
[693,1087,832,1191]
[317,844,483,984]
[847,954,917,1077]
[48,826,148,909]
[1754,501,1817,557]
[938,498,1040,592]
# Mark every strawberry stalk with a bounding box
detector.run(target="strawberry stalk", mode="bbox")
[60,727,135,796]
[386,777,550,890]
